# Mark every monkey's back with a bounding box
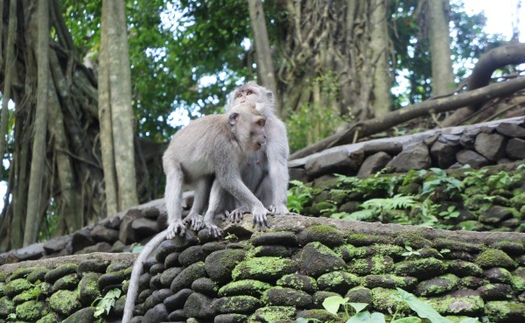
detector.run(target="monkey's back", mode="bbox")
[163,114,240,183]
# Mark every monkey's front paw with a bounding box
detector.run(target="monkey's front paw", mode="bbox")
[227,206,249,223]
[251,206,270,231]
[205,223,223,238]
[183,213,204,231]
[166,221,186,239]
[268,204,289,215]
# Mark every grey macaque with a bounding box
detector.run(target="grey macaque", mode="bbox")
[203,82,290,236]
[122,103,267,322]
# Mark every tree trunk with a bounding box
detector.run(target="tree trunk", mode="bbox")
[24,0,50,246]
[276,0,394,121]
[441,43,525,127]
[248,0,279,115]
[99,0,138,214]
[369,0,392,118]
[427,0,455,96]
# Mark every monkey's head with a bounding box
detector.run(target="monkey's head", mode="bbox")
[228,103,267,153]
[228,82,275,114]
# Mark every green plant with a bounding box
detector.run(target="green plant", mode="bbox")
[335,171,398,198]
[343,194,417,222]
[438,205,460,220]
[92,288,121,318]
[487,171,521,189]
[419,168,462,198]
[287,180,317,213]
[401,245,421,258]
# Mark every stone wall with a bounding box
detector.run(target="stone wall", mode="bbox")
[289,117,525,182]
[2,216,525,322]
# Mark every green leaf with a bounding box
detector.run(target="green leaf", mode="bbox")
[395,288,452,323]
[392,318,422,323]
[322,295,348,315]
[349,302,369,313]
[347,311,386,323]
[458,319,479,323]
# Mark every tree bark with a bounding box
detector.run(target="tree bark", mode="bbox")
[290,75,525,160]
[24,0,50,245]
[369,0,391,118]
[0,0,16,165]
[99,0,138,214]
[428,0,455,96]
[441,43,525,127]
[248,0,279,115]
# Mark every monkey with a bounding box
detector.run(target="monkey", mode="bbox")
[122,103,268,322]
[203,82,290,236]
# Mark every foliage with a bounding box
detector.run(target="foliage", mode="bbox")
[287,72,348,152]
[335,171,398,198]
[287,180,317,213]
[298,289,479,323]
[419,168,462,198]
[342,194,417,222]
[92,288,121,318]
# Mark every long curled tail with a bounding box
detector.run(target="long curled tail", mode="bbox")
[122,229,167,322]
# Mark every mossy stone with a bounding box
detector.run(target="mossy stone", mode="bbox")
[16,300,49,321]
[485,300,525,322]
[170,261,206,293]
[6,278,33,298]
[263,287,312,308]
[476,249,517,269]
[317,271,360,294]
[218,279,271,297]
[0,296,15,317]
[426,295,484,315]
[276,274,317,293]
[300,242,347,277]
[232,257,298,282]
[414,274,459,296]
[44,263,78,284]
[298,225,345,247]
[394,257,446,279]
[251,306,296,322]
[212,295,262,314]
[205,249,247,283]
[337,244,368,261]
[49,289,82,316]
[348,255,394,275]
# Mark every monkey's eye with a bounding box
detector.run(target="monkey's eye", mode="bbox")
[235,92,243,98]
[246,90,253,95]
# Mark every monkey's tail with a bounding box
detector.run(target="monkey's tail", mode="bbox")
[122,229,167,323]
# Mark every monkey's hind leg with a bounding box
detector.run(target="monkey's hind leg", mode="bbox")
[183,177,211,231]
[164,162,187,239]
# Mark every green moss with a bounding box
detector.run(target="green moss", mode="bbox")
[348,255,394,275]
[218,279,272,297]
[6,278,33,296]
[48,290,81,316]
[511,268,525,292]
[371,287,410,314]
[232,257,298,281]
[394,231,432,249]
[250,306,296,322]
[12,285,43,303]
[15,300,49,321]
[370,244,406,258]
[0,296,15,317]
[276,274,317,293]
[336,244,368,261]
[426,295,484,315]
[476,249,517,269]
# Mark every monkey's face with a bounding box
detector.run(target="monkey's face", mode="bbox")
[234,87,258,105]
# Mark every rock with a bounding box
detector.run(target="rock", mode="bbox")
[506,138,525,159]
[164,288,192,312]
[90,224,119,243]
[183,292,215,318]
[357,152,392,177]
[205,249,246,284]
[496,122,525,138]
[430,141,461,168]
[479,206,513,224]
[119,209,143,245]
[231,256,298,282]
[297,225,345,247]
[387,143,431,172]
[13,243,45,261]
[212,295,262,314]
[316,271,360,294]
[264,287,312,308]
[43,236,71,255]
[299,242,347,277]
[142,303,169,322]
[191,277,217,297]
[474,132,506,161]
[178,245,206,267]
[276,274,318,293]
[456,149,490,168]
[305,149,364,180]
[131,217,159,237]
[170,262,206,293]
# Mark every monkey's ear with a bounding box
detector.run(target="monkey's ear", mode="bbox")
[266,90,275,104]
[229,112,240,126]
